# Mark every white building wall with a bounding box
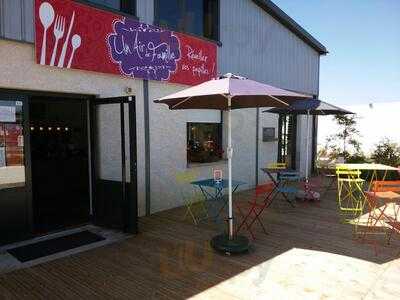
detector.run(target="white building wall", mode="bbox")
[0,0,321,215]
[297,115,314,178]
[224,109,257,186]
[218,0,319,182]
[219,0,319,95]
[258,111,279,183]
[136,0,154,24]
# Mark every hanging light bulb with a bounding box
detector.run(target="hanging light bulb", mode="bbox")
[65,127,69,131]
[30,127,34,131]
[56,127,61,131]
[39,127,43,131]
[48,127,52,131]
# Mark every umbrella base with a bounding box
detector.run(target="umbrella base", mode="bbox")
[210,234,250,255]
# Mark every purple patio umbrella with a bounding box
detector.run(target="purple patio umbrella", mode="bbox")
[155,73,309,253]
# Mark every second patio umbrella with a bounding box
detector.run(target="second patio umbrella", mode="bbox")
[264,99,353,199]
[155,73,308,253]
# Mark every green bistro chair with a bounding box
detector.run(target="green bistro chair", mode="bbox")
[175,170,208,225]
[336,168,366,232]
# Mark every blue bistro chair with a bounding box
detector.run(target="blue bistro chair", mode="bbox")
[277,171,300,204]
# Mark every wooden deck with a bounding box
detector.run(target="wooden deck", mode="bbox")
[1,189,400,299]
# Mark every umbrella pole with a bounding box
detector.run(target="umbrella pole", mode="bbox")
[210,95,249,254]
[302,111,311,200]
[303,110,319,201]
[305,110,310,182]
[227,102,234,240]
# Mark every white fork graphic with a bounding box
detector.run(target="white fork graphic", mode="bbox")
[50,15,65,66]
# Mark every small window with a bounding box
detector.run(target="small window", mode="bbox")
[155,0,219,41]
[0,100,25,189]
[82,0,136,15]
[187,122,223,164]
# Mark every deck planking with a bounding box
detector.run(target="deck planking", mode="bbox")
[0,188,400,299]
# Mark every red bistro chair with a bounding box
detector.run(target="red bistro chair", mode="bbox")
[236,182,276,239]
[361,181,400,256]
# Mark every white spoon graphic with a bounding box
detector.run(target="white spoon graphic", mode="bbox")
[39,2,55,65]
[67,34,81,69]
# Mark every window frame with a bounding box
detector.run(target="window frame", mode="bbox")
[154,0,221,45]
[186,121,223,165]
[75,0,137,18]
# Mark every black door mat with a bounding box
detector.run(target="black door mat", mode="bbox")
[7,230,105,263]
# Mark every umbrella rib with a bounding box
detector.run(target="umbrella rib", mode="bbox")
[268,95,289,106]
[171,96,193,109]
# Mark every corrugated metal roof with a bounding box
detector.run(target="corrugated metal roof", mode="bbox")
[252,0,328,55]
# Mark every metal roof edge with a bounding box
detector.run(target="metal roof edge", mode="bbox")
[252,0,328,55]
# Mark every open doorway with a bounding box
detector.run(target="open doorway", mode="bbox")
[29,97,90,234]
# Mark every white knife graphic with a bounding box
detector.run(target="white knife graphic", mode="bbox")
[57,11,75,68]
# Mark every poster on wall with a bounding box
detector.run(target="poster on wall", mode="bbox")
[34,0,217,86]
[5,124,24,166]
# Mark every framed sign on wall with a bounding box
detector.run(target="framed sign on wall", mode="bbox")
[262,127,276,142]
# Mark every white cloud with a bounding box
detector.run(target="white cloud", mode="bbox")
[318,101,400,154]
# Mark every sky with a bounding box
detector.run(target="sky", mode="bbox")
[272,0,400,151]
[273,0,400,105]
[318,101,400,154]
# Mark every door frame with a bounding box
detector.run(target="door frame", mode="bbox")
[0,90,32,244]
[1,88,95,244]
[90,96,138,234]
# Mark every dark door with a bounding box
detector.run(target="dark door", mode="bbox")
[29,97,90,233]
[0,93,31,244]
[91,97,137,233]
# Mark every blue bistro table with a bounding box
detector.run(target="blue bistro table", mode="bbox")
[261,168,300,207]
[190,179,246,222]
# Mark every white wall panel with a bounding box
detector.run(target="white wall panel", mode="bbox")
[185,110,221,123]
[218,0,319,96]
[136,0,154,24]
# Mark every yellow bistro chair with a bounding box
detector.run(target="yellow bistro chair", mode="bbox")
[175,170,207,225]
[336,168,366,231]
